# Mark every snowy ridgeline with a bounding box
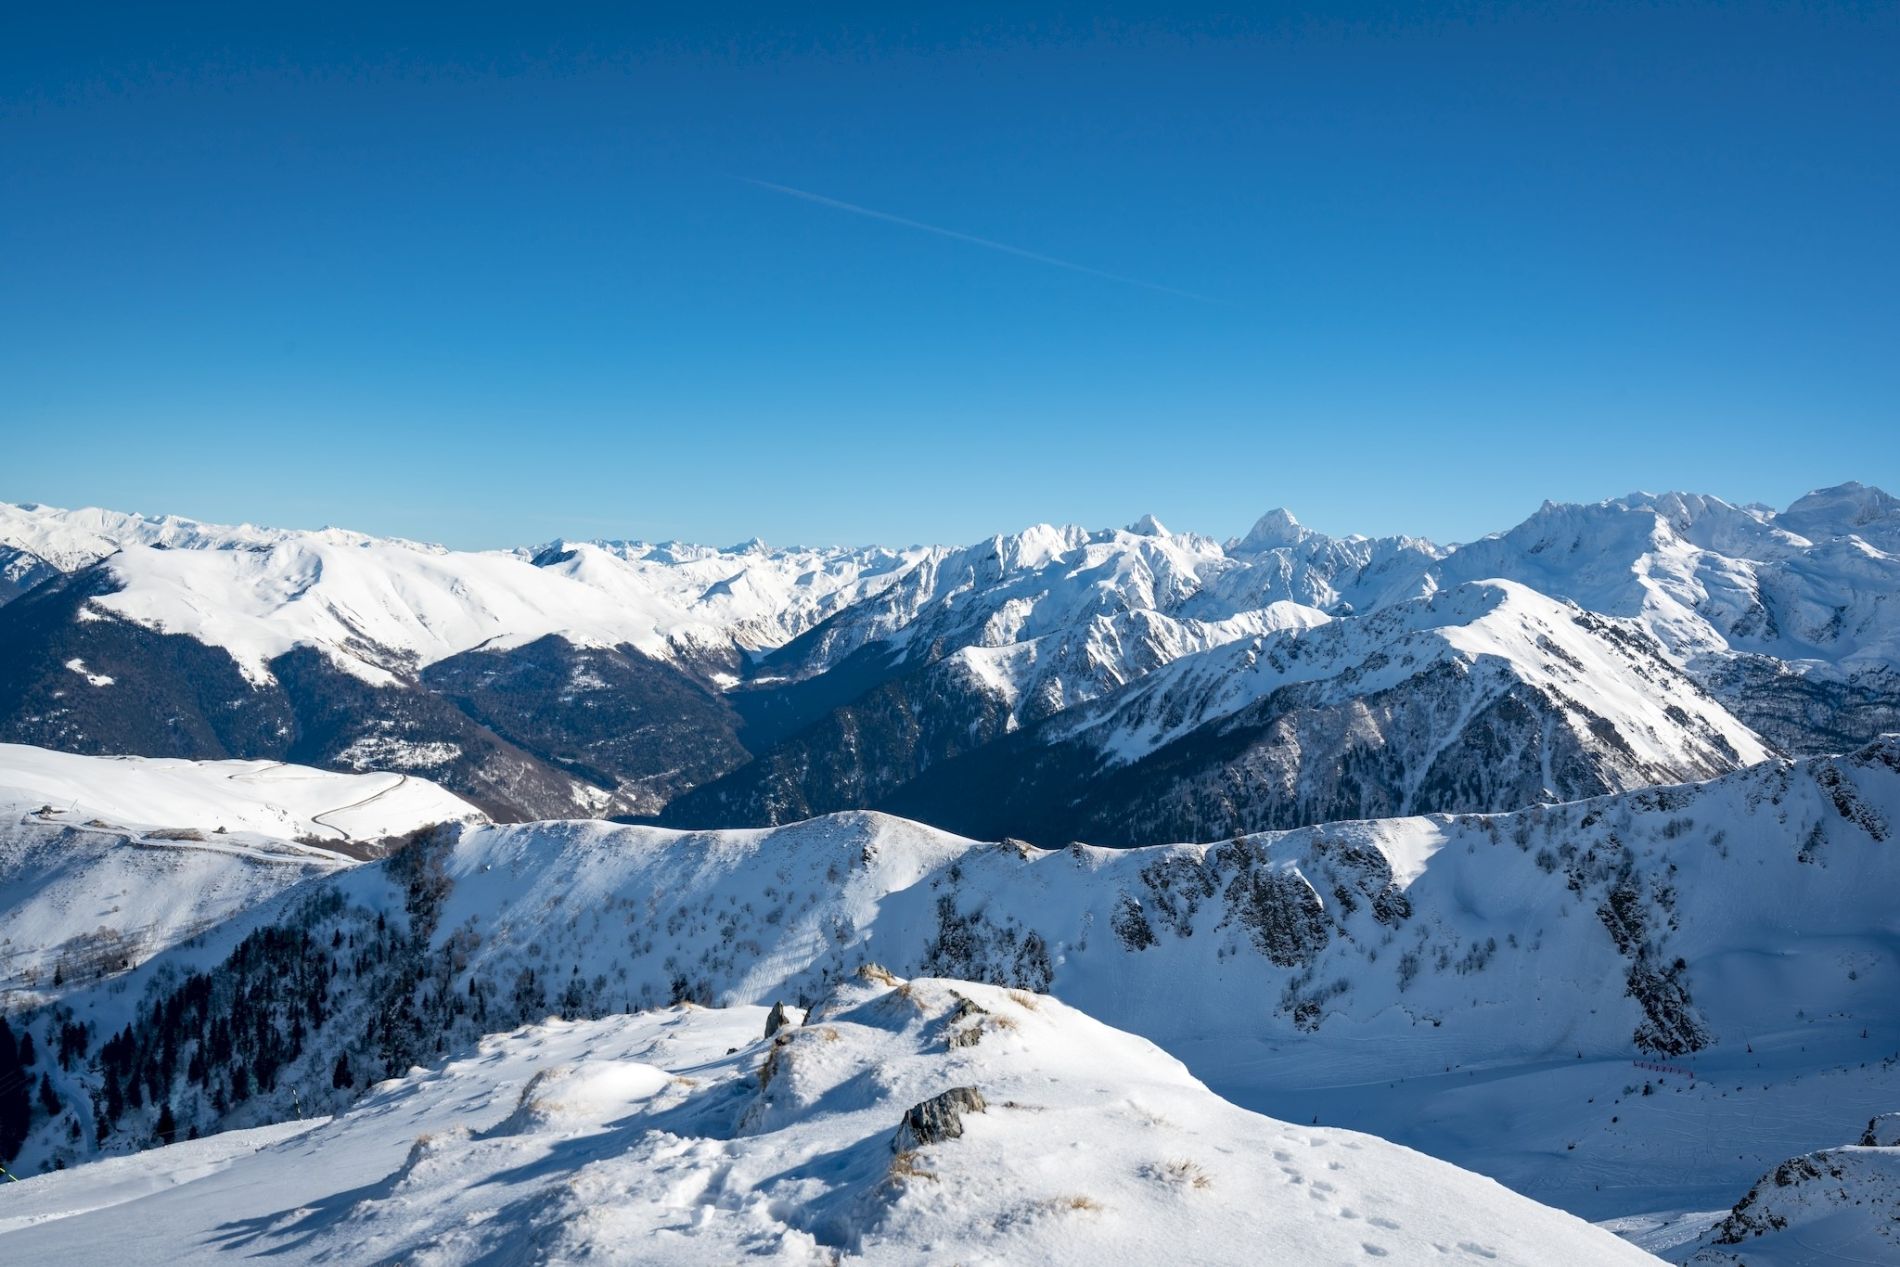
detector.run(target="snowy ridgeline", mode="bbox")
[0,736,1896,1240]
[0,972,1659,1265]
[0,500,936,683]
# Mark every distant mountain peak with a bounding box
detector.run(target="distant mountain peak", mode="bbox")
[1126,513,1168,537]
[1782,480,1898,526]
[1234,507,1306,552]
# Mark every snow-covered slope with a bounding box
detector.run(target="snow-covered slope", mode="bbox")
[0,501,931,684]
[0,743,481,842]
[746,514,1422,739]
[1673,1124,1900,1265]
[529,536,943,668]
[0,745,482,1000]
[0,975,1658,1265]
[1083,578,1759,772]
[84,532,924,688]
[683,579,1771,841]
[0,503,291,573]
[1396,488,1900,753]
[13,739,1898,1230]
[0,545,60,605]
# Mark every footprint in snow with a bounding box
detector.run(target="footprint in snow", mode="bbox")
[1362,1244,1389,1257]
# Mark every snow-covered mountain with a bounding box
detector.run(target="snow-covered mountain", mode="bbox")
[0,746,479,999]
[681,578,1769,841]
[1396,487,1900,754]
[0,975,1657,1266]
[8,736,1896,1237]
[1,485,1894,837]
[0,503,937,818]
[0,501,930,684]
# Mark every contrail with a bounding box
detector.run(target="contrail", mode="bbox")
[733,176,1218,303]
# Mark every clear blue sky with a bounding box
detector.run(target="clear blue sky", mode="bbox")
[4,2,1895,549]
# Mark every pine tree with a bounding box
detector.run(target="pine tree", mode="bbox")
[37,1073,60,1118]
[155,1102,177,1146]
[332,1051,354,1089]
[17,1030,35,1067]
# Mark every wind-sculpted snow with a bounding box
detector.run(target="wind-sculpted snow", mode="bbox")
[0,974,1658,1265]
[9,740,1898,1231]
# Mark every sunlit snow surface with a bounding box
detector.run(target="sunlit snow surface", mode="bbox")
[0,501,934,685]
[0,976,1658,1265]
[0,745,480,996]
[0,743,481,842]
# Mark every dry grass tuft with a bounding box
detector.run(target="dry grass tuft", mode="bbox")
[887,1149,938,1183]
[882,980,927,1013]
[1142,1158,1213,1189]
[757,1034,792,1090]
[1051,1194,1103,1213]
[1006,990,1041,1011]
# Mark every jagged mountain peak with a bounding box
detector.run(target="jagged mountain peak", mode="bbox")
[1127,512,1169,536]
[1231,506,1308,552]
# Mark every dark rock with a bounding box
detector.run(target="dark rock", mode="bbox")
[1859,1112,1900,1147]
[944,995,989,1048]
[892,1086,986,1152]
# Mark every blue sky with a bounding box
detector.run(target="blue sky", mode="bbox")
[3,2,1895,549]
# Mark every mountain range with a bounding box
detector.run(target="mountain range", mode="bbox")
[2,485,1895,840]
